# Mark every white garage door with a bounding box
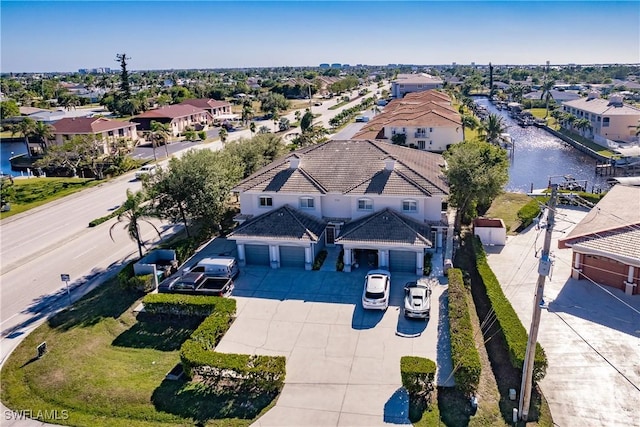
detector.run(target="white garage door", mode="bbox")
[389,250,416,273]
[245,244,270,266]
[279,246,306,268]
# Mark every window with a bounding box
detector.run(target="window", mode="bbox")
[259,196,273,207]
[429,128,433,132]
[299,196,314,209]
[603,117,610,127]
[358,198,373,211]
[402,200,417,213]
[418,140,426,150]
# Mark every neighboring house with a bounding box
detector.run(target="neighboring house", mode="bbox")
[353,90,462,153]
[523,89,581,105]
[229,139,449,274]
[132,104,213,136]
[51,117,139,154]
[391,73,444,98]
[558,185,640,296]
[179,98,233,120]
[561,92,640,143]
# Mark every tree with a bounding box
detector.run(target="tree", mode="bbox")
[116,53,131,99]
[461,114,479,141]
[150,120,171,159]
[391,133,407,146]
[0,100,20,120]
[110,189,160,259]
[218,127,228,143]
[35,135,85,177]
[258,125,271,134]
[224,134,286,178]
[10,118,36,158]
[574,118,592,137]
[294,110,301,123]
[279,117,290,132]
[146,149,242,236]
[32,121,54,149]
[540,79,555,118]
[249,122,256,135]
[300,111,314,133]
[241,104,254,126]
[292,125,328,148]
[444,140,509,228]
[508,83,525,103]
[481,113,507,144]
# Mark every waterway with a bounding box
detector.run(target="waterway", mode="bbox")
[0,140,29,177]
[473,97,609,193]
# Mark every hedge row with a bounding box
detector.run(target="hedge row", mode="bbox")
[472,237,547,381]
[447,268,482,394]
[142,293,236,317]
[400,356,436,396]
[88,205,126,227]
[517,199,543,230]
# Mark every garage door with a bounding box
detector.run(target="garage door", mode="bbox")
[245,244,270,266]
[279,246,306,268]
[581,254,627,291]
[389,250,417,273]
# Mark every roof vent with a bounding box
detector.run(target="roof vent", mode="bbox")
[586,90,599,100]
[608,94,623,107]
[289,156,301,169]
[384,157,395,171]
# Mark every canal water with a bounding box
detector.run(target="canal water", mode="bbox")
[0,140,29,177]
[473,97,609,193]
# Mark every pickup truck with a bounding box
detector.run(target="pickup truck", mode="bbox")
[158,272,234,297]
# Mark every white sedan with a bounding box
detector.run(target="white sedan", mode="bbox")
[362,269,391,310]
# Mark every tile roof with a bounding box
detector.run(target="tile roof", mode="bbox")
[336,208,432,247]
[52,117,136,134]
[571,228,640,264]
[233,139,448,197]
[562,97,640,116]
[134,104,211,119]
[179,98,231,110]
[228,205,326,242]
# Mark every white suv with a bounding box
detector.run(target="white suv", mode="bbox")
[362,269,391,310]
[135,164,157,179]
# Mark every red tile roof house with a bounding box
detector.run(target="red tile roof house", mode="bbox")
[558,184,640,296]
[179,99,233,119]
[132,104,213,137]
[51,117,139,155]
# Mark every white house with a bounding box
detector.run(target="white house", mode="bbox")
[51,117,139,154]
[229,139,449,274]
[391,73,444,98]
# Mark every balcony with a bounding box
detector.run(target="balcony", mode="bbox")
[414,132,427,138]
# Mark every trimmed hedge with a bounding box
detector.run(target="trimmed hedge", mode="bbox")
[517,199,543,230]
[423,252,433,276]
[400,356,436,396]
[142,293,236,318]
[89,205,126,227]
[447,268,482,394]
[472,237,547,381]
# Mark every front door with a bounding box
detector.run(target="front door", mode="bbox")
[326,225,335,245]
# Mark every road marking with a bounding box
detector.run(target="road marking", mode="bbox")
[73,247,95,259]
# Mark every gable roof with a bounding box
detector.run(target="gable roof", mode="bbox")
[52,117,136,134]
[134,104,211,120]
[233,139,448,197]
[179,98,231,110]
[336,208,432,247]
[228,205,325,242]
[570,229,640,266]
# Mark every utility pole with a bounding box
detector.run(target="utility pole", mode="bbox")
[518,184,558,421]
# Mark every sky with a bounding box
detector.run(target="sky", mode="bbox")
[1,1,639,72]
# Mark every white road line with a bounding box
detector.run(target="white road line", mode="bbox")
[72,247,95,259]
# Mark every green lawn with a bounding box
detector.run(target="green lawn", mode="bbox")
[1,178,100,220]
[485,192,533,234]
[0,281,277,426]
[557,128,618,158]
[328,100,350,110]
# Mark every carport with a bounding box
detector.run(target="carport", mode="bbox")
[336,208,432,275]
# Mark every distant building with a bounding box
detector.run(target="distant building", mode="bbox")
[391,73,444,98]
[319,63,330,68]
[331,63,342,68]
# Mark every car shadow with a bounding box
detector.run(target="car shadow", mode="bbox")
[395,313,428,337]
[383,387,411,424]
[351,303,385,330]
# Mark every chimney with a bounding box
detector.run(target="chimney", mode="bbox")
[289,155,301,169]
[384,157,395,171]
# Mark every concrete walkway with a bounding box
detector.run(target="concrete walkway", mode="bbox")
[484,206,640,427]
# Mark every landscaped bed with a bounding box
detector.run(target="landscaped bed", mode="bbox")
[0,280,279,426]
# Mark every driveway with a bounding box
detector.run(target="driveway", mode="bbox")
[215,262,453,427]
[484,206,640,427]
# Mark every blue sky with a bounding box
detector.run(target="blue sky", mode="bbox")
[1,1,638,72]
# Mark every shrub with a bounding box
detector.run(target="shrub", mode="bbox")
[400,356,436,396]
[198,131,207,141]
[472,237,547,381]
[123,274,154,293]
[517,199,542,230]
[142,293,236,318]
[89,205,126,227]
[117,259,136,287]
[423,252,433,276]
[447,268,481,395]
[336,249,344,271]
[312,250,327,270]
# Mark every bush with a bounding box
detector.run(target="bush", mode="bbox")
[198,131,207,141]
[336,249,344,271]
[423,252,433,276]
[517,199,542,230]
[447,268,482,395]
[142,293,236,318]
[312,250,327,270]
[117,259,136,287]
[123,274,154,293]
[89,205,126,227]
[400,356,436,396]
[472,237,547,381]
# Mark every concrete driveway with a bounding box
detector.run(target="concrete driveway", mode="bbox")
[484,206,640,427]
[215,265,454,427]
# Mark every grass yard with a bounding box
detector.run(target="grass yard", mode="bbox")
[484,192,532,234]
[0,281,277,427]
[1,178,100,220]
[557,128,618,158]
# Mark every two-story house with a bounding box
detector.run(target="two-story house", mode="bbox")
[51,117,139,154]
[561,92,640,144]
[354,90,462,152]
[132,104,213,137]
[391,73,444,98]
[179,99,234,121]
[229,139,449,274]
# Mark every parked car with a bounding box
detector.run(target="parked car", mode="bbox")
[313,101,323,106]
[158,272,234,297]
[355,116,370,123]
[135,164,157,179]
[362,269,391,310]
[403,279,432,319]
[185,256,240,279]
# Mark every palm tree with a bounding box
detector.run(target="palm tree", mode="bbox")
[109,189,160,259]
[150,120,171,159]
[241,104,253,126]
[508,84,525,103]
[540,79,555,118]
[32,121,55,153]
[481,113,506,144]
[249,122,256,136]
[461,114,479,141]
[218,127,228,143]
[11,118,36,158]
[272,111,280,133]
[574,118,592,137]
[294,110,301,123]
